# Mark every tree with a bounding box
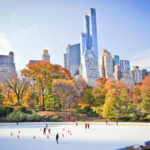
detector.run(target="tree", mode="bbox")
[141,75,150,95]
[133,85,142,104]
[45,80,59,110]
[52,79,78,112]
[0,85,4,105]
[82,89,96,107]
[92,87,106,106]
[5,76,30,105]
[74,76,88,98]
[140,87,150,114]
[102,89,120,119]
[119,88,129,111]
[21,61,71,110]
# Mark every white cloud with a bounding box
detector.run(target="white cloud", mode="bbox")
[130,49,150,69]
[0,33,12,51]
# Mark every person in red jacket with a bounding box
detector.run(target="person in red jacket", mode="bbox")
[87,123,90,129]
[85,123,87,129]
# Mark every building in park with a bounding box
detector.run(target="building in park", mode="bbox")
[0,51,16,83]
[29,49,50,64]
[80,8,99,86]
[131,66,142,84]
[99,49,114,79]
[64,43,81,77]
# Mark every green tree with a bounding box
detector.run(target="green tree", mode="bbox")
[102,89,120,119]
[140,87,150,114]
[45,80,60,110]
[82,89,96,107]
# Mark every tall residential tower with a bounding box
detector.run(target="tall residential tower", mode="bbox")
[80,8,99,86]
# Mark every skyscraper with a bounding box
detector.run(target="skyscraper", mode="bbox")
[90,8,98,60]
[80,8,99,86]
[80,8,98,60]
[64,43,81,77]
[99,49,114,79]
[113,55,120,67]
[41,49,50,62]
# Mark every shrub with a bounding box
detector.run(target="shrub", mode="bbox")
[77,107,91,114]
[87,110,98,117]
[6,112,26,122]
[50,116,60,122]
[0,105,13,117]
[19,106,32,114]
[6,111,41,122]
[26,113,41,122]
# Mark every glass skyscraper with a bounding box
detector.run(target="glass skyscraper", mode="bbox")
[64,43,81,77]
[113,55,120,66]
[80,8,98,60]
[120,60,130,70]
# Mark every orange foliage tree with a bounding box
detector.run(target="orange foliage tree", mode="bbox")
[21,61,71,110]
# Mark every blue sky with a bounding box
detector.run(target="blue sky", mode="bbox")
[0,0,150,71]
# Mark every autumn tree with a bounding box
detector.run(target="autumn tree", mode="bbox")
[140,87,150,114]
[21,61,71,110]
[133,85,142,104]
[74,76,88,98]
[141,75,150,95]
[52,79,78,112]
[0,85,4,106]
[5,76,30,105]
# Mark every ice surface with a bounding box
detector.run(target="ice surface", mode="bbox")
[0,122,150,150]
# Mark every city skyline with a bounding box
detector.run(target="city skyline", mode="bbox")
[0,0,150,71]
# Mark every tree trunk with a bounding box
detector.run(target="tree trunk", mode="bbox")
[42,94,45,110]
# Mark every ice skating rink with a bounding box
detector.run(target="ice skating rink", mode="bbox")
[0,122,150,150]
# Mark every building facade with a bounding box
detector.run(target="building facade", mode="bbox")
[141,69,148,80]
[99,49,114,79]
[41,49,50,62]
[131,66,142,84]
[82,49,99,86]
[64,43,81,77]
[120,60,130,71]
[0,51,16,82]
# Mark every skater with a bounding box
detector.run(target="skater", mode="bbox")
[43,127,46,135]
[76,122,78,126]
[56,133,59,144]
[87,123,90,129]
[16,121,18,125]
[85,123,87,129]
[116,121,118,126]
[46,123,48,128]
[48,128,51,134]
[105,120,108,125]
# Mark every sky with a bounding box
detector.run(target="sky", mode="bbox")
[0,0,150,71]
